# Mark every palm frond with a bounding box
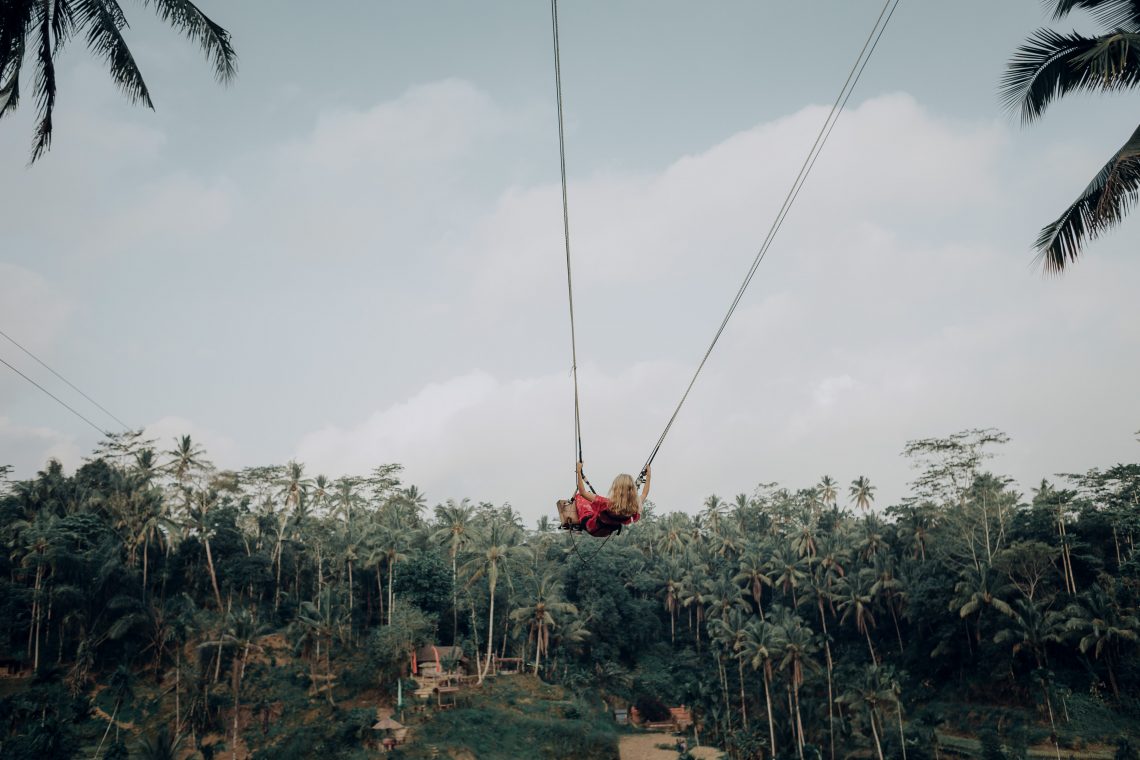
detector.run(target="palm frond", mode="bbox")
[1072,31,1140,89]
[30,0,57,162]
[73,0,152,107]
[0,0,34,102]
[0,42,25,118]
[1002,29,1104,121]
[139,0,236,82]
[50,0,77,52]
[1035,122,1140,271]
[1050,0,1140,31]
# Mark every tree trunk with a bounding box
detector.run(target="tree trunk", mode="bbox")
[889,597,905,655]
[1042,676,1062,760]
[347,559,354,631]
[204,538,224,611]
[273,534,283,612]
[387,558,395,625]
[1105,649,1121,698]
[717,652,731,732]
[232,650,243,760]
[864,623,878,665]
[869,708,885,760]
[895,701,908,760]
[469,598,483,678]
[377,568,385,625]
[763,671,777,758]
[818,598,837,760]
[480,572,497,684]
[143,531,150,596]
[175,648,182,734]
[794,682,806,760]
[737,657,748,732]
[28,563,42,669]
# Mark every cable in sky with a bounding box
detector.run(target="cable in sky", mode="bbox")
[0,327,131,431]
[0,353,111,437]
[638,0,903,478]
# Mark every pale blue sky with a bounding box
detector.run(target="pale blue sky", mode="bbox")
[2,1,1138,518]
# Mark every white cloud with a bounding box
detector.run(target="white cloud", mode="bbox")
[0,417,81,476]
[0,264,73,353]
[291,92,1140,522]
[814,375,857,408]
[291,79,505,172]
[3,72,1136,520]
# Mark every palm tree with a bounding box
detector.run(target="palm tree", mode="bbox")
[995,597,1068,757]
[837,572,879,663]
[766,544,809,607]
[95,665,135,755]
[460,520,519,683]
[712,607,753,732]
[656,512,693,558]
[17,509,57,671]
[703,572,747,626]
[949,565,1015,644]
[734,548,774,619]
[679,562,708,650]
[655,557,686,643]
[818,476,839,510]
[1063,580,1140,698]
[744,618,780,758]
[509,570,577,675]
[183,488,224,610]
[1002,0,1140,271]
[433,498,476,642]
[837,665,895,760]
[701,495,728,536]
[135,727,181,760]
[866,558,907,655]
[291,600,337,705]
[0,0,236,161]
[805,562,839,760]
[1033,480,1078,594]
[166,436,209,488]
[850,476,876,513]
[199,609,266,758]
[774,610,821,760]
[367,513,409,626]
[331,477,364,622]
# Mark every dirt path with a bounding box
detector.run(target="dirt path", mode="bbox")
[618,733,722,760]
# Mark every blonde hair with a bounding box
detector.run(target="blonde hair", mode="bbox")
[607,473,640,517]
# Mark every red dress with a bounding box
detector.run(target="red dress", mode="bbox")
[573,493,639,538]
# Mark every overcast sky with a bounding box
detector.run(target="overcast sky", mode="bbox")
[2,0,1138,522]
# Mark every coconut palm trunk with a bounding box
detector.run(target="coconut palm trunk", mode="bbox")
[481,570,497,683]
[762,668,776,757]
[869,709,885,760]
[818,597,837,760]
[204,536,224,611]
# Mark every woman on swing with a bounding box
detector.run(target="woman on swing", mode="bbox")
[571,461,650,538]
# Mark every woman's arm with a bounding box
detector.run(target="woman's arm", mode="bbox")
[639,465,651,503]
[577,461,596,501]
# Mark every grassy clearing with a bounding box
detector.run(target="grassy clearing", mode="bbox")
[392,675,620,760]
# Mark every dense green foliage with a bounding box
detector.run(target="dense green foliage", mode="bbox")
[0,427,1137,759]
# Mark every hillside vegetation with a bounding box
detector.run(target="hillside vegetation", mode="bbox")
[0,428,1137,759]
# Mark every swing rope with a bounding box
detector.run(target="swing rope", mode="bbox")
[568,529,613,567]
[551,0,586,474]
[637,0,902,483]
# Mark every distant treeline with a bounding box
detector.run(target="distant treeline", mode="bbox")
[0,427,1137,760]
